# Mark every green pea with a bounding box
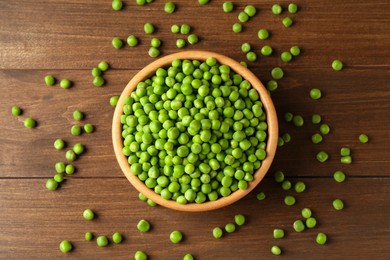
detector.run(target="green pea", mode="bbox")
[93,76,105,87]
[176,39,186,48]
[96,236,108,247]
[180,24,191,34]
[44,75,56,86]
[282,17,293,27]
[281,51,292,62]
[301,208,312,218]
[53,139,65,150]
[238,12,249,23]
[258,29,269,40]
[110,96,119,107]
[46,179,58,191]
[59,240,72,253]
[311,114,322,124]
[232,23,242,33]
[198,0,209,4]
[223,2,234,13]
[310,88,322,99]
[290,46,301,56]
[256,192,266,200]
[171,24,180,33]
[164,2,175,13]
[137,219,151,232]
[225,223,236,233]
[23,118,36,128]
[359,134,368,143]
[306,217,317,228]
[284,113,293,122]
[66,150,76,161]
[112,37,123,49]
[332,59,343,71]
[85,232,93,241]
[11,105,22,116]
[340,147,350,156]
[71,125,82,136]
[170,230,183,243]
[293,115,304,127]
[293,220,305,232]
[144,23,155,34]
[274,170,284,183]
[273,229,285,239]
[112,232,122,244]
[183,254,194,260]
[127,35,139,47]
[288,3,298,13]
[148,47,160,58]
[112,0,123,11]
[53,173,64,183]
[316,151,329,162]
[271,245,282,255]
[84,124,94,133]
[320,123,330,135]
[60,79,72,89]
[284,195,296,206]
[212,227,223,238]
[83,209,95,220]
[271,67,284,80]
[188,34,199,44]
[73,110,84,121]
[312,133,323,144]
[333,199,344,210]
[65,164,75,175]
[281,180,291,190]
[294,181,306,193]
[260,45,273,56]
[244,5,256,17]
[246,51,257,62]
[135,251,148,260]
[234,214,245,226]
[98,61,109,72]
[271,4,282,15]
[316,233,327,245]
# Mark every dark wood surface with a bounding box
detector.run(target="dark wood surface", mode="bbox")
[0,0,389,259]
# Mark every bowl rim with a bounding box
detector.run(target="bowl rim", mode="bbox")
[112,50,278,212]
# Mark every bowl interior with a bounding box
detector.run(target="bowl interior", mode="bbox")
[112,50,278,212]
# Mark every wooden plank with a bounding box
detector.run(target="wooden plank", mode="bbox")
[0,178,389,259]
[0,68,388,178]
[0,0,389,69]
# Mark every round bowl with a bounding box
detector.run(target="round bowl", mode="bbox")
[112,50,278,212]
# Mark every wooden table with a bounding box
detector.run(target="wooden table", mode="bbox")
[1,0,389,259]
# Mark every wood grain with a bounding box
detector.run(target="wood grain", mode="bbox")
[0,178,389,259]
[0,0,389,259]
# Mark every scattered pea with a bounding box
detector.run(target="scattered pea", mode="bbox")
[65,164,75,175]
[316,151,329,162]
[188,34,199,44]
[225,223,236,233]
[148,47,160,58]
[320,124,330,135]
[271,245,282,255]
[170,230,183,243]
[198,0,209,4]
[44,75,56,86]
[281,51,292,62]
[274,171,284,183]
[73,110,84,121]
[333,199,344,210]
[246,51,257,62]
[261,45,273,56]
[284,112,293,122]
[164,2,175,13]
[340,156,352,164]
[290,46,301,56]
[213,227,223,238]
[59,240,72,253]
[84,124,94,133]
[223,2,234,13]
[273,229,285,239]
[83,209,95,220]
[241,43,251,53]
[55,162,66,173]
[294,181,306,193]
[127,35,139,47]
[85,232,93,241]
[96,235,108,247]
[316,232,327,245]
[93,76,105,87]
[65,150,76,161]
[71,125,82,136]
[112,0,123,11]
[256,192,266,200]
[112,37,123,49]
[238,12,249,23]
[267,80,278,91]
[112,232,122,244]
[284,195,296,206]
[271,4,282,15]
[110,96,119,107]
[234,214,245,226]
[244,5,256,17]
[137,219,151,232]
[306,217,317,228]
[183,254,194,260]
[359,134,369,143]
[180,24,191,35]
[288,3,298,13]
[312,133,323,144]
[232,23,242,33]
[176,39,186,48]
[144,23,155,34]
[98,61,109,72]
[281,180,291,190]
[292,115,304,127]
[46,179,58,191]
[293,220,305,232]
[135,251,148,260]
[24,118,36,128]
[60,79,72,89]
[310,88,322,100]
[53,173,64,183]
[311,114,322,124]
[282,17,293,27]
[258,29,269,40]
[301,208,312,218]
[171,24,180,33]
[271,67,284,80]
[332,59,343,71]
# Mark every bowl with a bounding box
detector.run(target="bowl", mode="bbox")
[112,50,278,212]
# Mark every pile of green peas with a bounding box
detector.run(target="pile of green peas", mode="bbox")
[121,57,268,204]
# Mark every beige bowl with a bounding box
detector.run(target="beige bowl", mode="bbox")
[112,51,278,212]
